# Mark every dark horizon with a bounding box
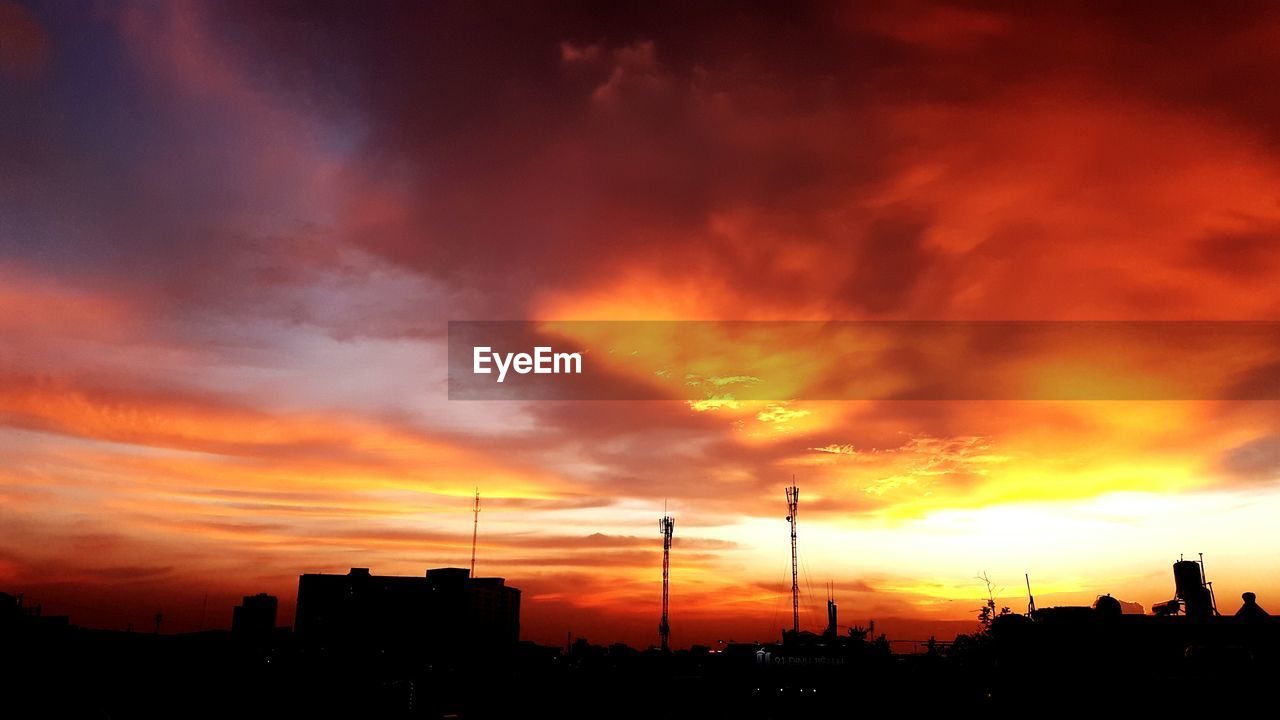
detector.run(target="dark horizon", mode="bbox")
[3,566,986,652]
[6,554,1280,717]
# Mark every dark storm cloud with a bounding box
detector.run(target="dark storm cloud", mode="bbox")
[200,1,940,314]
[192,0,1280,321]
[0,1,48,80]
[840,213,936,313]
[10,0,1280,329]
[1194,228,1280,280]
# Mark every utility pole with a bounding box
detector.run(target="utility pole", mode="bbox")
[659,509,675,652]
[826,582,838,637]
[785,481,799,637]
[470,488,481,577]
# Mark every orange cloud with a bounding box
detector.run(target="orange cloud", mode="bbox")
[5,1,1280,650]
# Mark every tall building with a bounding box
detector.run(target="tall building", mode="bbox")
[294,567,520,659]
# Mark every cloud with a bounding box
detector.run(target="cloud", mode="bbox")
[5,0,1280,648]
[0,1,48,81]
[1194,226,1280,280]
[1219,436,1280,484]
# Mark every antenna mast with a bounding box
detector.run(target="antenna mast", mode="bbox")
[659,507,675,652]
[470,488,481,577]
[785,481,799,636]
[1199,552,1219,616]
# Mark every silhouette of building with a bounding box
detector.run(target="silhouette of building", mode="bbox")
[986,557,1280,709]
[1236,591,1269,620]
[231,593,278,645]
[0,591,69,634]
[294,567,519,659]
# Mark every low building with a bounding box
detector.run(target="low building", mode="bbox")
[294,567,519,659]
[231,593,278,645]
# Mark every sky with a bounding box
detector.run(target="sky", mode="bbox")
[2,0,1279,649]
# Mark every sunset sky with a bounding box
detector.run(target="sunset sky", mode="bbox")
[3,1,1280,649]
